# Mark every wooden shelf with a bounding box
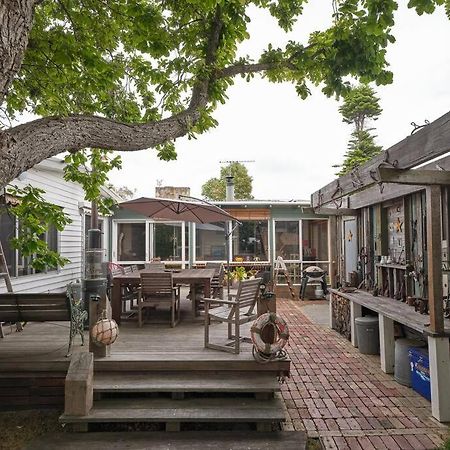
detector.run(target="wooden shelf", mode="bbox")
[329,288,450,336]
[375,263,408,270]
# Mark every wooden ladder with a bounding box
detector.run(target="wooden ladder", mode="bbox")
[0,239,14,338]
[273,256,298,300]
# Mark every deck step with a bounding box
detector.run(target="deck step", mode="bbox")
[60,396,285,424]
[94,371,280,393]
[93,353,290,374]
[26,431,307,450]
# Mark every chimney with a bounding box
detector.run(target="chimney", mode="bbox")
[225,175,234,201]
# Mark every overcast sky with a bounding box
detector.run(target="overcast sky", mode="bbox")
[108,3,450,202]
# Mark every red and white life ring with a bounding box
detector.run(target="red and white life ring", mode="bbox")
[251,312,289,356]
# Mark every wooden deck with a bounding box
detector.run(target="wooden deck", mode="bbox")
[0,294,290,410]
[0,305,289,373]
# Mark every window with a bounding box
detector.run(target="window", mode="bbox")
[196,222,226,261]
[275,221,299,260]
[117,223,145,261]
[152,222,183,261]
[233,220,269,261]
[17,224,59,276]
[301,220,328,261]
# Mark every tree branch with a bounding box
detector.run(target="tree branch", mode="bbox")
[0,5,225,189]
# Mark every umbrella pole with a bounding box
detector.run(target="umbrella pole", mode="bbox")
[226,221,231,297]
[225,221,241,297]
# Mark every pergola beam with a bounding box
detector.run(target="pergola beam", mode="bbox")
[311,111,450,208]
[377,168,450,185]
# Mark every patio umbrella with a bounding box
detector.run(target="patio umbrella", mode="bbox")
[119,196,240,293]
[119,196,237,223]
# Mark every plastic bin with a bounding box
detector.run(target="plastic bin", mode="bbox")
[355,316,379,355]
[394,339,425,386]
[409,348,431,401]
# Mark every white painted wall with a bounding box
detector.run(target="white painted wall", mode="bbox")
[1,158,117,294]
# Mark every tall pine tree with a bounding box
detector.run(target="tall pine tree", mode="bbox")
[335,84,383,176]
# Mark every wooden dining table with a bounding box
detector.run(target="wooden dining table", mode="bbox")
[111,268,216,325]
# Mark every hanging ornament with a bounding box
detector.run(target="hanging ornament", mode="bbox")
[91,310,119,346]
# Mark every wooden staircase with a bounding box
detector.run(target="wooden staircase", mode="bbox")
[60,370,285,432]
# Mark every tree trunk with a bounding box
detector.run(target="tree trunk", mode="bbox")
[0,0,34,105]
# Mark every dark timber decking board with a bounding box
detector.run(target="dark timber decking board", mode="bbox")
[60,397,285,423]
[26,431,307,450]
[329,288,450,335]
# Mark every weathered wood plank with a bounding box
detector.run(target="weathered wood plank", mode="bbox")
[312,110,450,207]
[94,371,279,393]
[65,353,94,416]
[377,168,450,185]
[60,397,285,423]
[26,431,307,450]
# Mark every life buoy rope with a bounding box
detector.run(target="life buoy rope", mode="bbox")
[250,312,289,363]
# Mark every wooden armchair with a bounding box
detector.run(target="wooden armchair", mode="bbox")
[204,278,261,354]
[138,272,180,328]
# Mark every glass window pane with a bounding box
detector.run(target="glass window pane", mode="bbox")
[196,222,226,261]
[0,212,16,276]
[302,220,328,261]
[233,221,269,261]
[153,223,183,261]
[117,223,145,261]
[275,221,299,260]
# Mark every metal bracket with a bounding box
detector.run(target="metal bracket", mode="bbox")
[350,167,364,188]
[410,119,430,135]
[369,150,400,193]
[331,180,343,209]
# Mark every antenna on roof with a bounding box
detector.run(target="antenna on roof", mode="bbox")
[219,160,255,176]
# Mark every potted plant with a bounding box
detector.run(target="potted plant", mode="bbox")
[232,266,247,288]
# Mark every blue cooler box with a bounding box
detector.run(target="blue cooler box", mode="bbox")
[409,348,431,401]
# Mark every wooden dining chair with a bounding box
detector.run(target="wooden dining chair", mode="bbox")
[205,262,225,299]
[138,272,180,327]
[204,278,261,354]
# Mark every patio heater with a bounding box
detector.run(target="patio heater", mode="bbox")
[84,228,111,357]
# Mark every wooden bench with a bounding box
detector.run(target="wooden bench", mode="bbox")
[0,292,86,356]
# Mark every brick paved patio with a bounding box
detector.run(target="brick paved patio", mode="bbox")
[278,299,449,449]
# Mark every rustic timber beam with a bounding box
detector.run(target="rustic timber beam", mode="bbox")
[311,110,450,208]
[377,168,450,185]
[320,154,450,210]
[311,207,358,216]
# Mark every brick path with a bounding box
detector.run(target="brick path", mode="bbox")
[277,299,449,449]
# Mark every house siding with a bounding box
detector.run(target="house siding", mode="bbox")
[1,162,84,294]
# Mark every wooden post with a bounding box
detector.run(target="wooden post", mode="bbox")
[65,352,94,417]
[328,216,337,289]
[426,186,444,335]
[428,336,450,422]
[378,314,395,374]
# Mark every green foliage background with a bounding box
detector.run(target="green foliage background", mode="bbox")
[202,162,254,200]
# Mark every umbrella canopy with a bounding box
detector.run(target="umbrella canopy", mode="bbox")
[119,197,237,224]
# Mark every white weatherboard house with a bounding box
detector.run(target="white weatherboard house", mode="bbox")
[0,157,121,294]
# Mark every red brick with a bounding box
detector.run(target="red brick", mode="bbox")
[345,436,363,450]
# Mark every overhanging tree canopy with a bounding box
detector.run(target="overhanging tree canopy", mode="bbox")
[0,0,449,191]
